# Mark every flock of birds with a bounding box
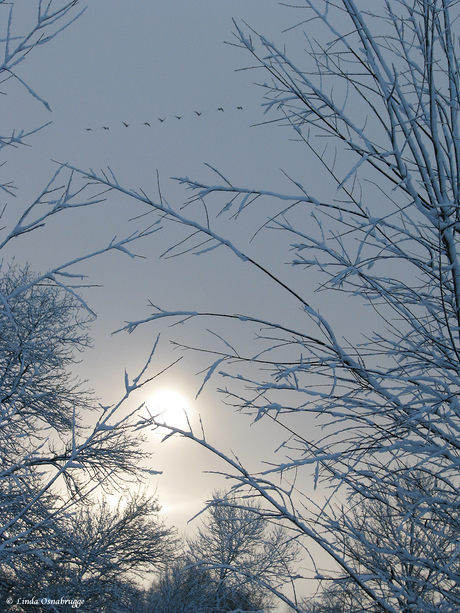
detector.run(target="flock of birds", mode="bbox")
[85,106,244,131]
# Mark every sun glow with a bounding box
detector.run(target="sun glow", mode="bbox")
[145,390,191,435]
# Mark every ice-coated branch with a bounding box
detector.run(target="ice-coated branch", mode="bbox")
[120,2,460,610]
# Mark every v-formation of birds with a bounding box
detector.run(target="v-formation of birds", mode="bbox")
[85,107,244,131]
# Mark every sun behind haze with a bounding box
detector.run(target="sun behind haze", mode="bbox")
[145,390,191,436]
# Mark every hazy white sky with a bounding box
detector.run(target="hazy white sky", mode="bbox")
[5,3,355,575]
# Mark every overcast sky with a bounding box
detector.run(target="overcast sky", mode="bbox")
[4,7,353,589]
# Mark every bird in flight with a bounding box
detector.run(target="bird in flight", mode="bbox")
[237,106,243,110]
[85,128,93,131]
[217,107,224,112]
[194,111,202,116]
[158,117,165,122]
[102,126,109,130]
[122,122,130,127]
[175,115,182,120]
[143,122,151,127]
